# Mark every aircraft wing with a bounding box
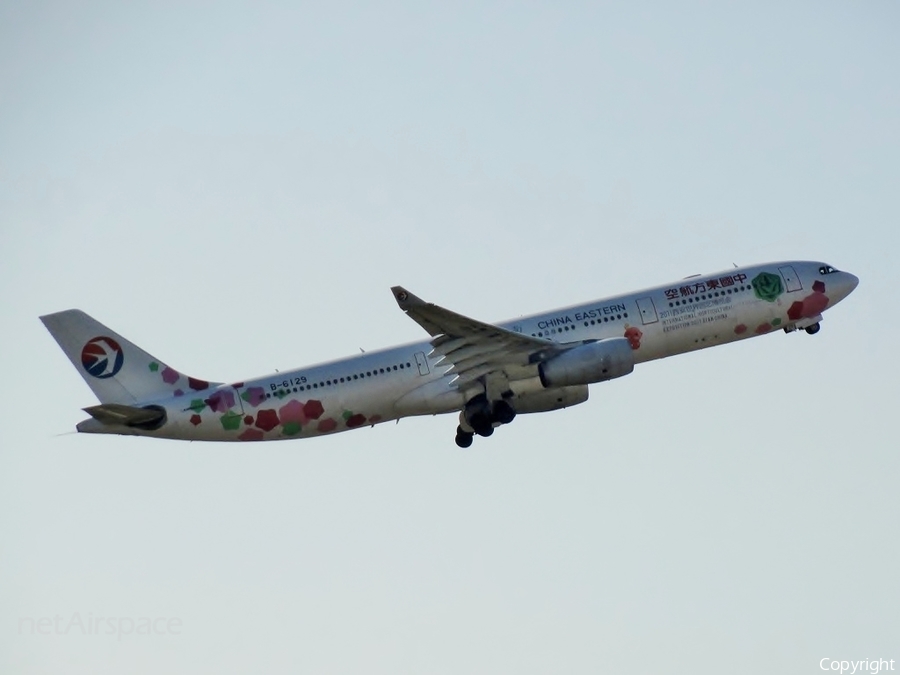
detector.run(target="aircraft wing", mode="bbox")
[391,286,562,387]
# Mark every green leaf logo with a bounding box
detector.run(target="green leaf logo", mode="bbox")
[752,272,784,302]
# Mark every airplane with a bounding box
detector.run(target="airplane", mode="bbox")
[42,260,858,447]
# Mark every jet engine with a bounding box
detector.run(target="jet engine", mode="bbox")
[511,385,589,414]
[538,337,634,388]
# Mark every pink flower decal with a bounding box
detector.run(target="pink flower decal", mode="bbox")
[161,367,180,384]
[205,390,236,413]
[317,418,338,433]
[279,399,308,425]
[624,326,643,350]
[755,323,772,334]
[368,414,383,424]
[303,400,324,420]
[174,389,184,397]
[255,409,279,432]
[241,387,266,407]
[813,280,826,293]
[238,428,264,442]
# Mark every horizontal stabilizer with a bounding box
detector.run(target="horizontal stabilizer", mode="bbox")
[82,403,166,429]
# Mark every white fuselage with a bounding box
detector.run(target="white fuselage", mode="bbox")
[78,260,858,442]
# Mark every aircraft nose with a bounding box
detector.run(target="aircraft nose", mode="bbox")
[832,271,859,303]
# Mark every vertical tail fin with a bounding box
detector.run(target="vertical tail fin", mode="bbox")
[40,309,220,404]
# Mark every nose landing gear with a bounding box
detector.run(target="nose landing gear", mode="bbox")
[784,318,822,335]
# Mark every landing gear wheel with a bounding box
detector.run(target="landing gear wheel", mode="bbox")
[805,323,821,335]
[492,400,516,425]
[473,423,494,437]
[455,426,474,448]
[464,394,495,437]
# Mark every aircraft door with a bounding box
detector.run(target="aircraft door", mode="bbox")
[231,385,246,414]
[635,297,659,325]
[779,266,803,292]
[414,351,430,376]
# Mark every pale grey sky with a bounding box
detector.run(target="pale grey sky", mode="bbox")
[1,2,898,674]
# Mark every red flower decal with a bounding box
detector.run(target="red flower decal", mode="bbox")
[255,409,279,432]
[787,301,804,321]
[624,326,643,350]
[804,292,829,316]
[190,414,202,426]
[303,400,324,420]
[346,413,367,428]
[188,377,210,391]
[238,428,264,442]
[734,324,747,335]
[788,287,830,321]
[317,418,338,433]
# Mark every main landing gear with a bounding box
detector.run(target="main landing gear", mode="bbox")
[454,394,517,447]
[804,322,821,335]
[455,426,474,448]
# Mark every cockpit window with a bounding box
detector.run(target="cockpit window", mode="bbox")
[819,265,838,275]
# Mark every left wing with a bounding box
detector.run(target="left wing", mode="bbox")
[391,286,563,388]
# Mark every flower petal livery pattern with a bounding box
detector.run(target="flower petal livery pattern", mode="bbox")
[751,272,784,302]
[238,428,264,442]
[624,326,643,350]
[255,409,279,432]
[241,387,266,407]
[788,282,830,321]
[206,390,235,413]
[278,400,307,425]
[220,411,242,431]
[303,400,324,420]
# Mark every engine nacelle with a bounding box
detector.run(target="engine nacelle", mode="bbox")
[511,385,589,414]
[538,337,635,388]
